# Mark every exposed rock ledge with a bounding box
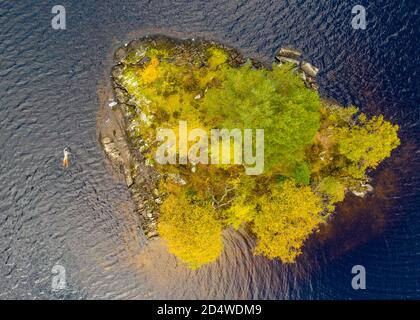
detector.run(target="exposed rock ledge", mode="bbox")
[275,46,320,90]
[97,42,161,239]
[98,105,161,238]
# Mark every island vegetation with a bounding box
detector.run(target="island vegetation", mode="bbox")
[109,37,400,269]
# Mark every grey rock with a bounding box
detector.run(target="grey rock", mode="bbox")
[276,47,302,59]
[124,167,134,187]
[101,137,121,162]
[114,47,127,63]
[351,190,367,197]
[111,65,124,83]
[300,61,319,78]
[276,56,300,65]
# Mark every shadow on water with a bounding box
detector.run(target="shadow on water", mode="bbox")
[309,141,418,259]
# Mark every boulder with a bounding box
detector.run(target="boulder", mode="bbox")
[276,56,300,65]
[101,137,122,163]
[276,47,302,59]
[300,61,319,78]
[114,47,127,63]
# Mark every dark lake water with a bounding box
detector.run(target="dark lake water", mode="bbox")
[0,0,419,299]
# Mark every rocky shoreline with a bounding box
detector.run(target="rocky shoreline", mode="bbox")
[275,47,320,91]
[97,35,372,240]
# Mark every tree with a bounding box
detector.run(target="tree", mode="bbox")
[318,176,346,212]
[336,115,400,178]
[157,189,223,269]
[252,180,323,263]
[202,63,321,175]
[294,163,311,185]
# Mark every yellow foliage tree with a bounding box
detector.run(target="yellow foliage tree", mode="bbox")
[252,180,324,263]
[336,115,400,178]
[158,190,223,269]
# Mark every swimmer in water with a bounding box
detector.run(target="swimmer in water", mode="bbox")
[62,148,71,168]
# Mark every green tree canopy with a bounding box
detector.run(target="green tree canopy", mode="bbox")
[202,63,321,175]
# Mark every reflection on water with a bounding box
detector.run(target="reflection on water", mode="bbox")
[125,227,316,299]
[0,0,418,299]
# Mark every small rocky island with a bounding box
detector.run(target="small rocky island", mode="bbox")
[98,35,400,269]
